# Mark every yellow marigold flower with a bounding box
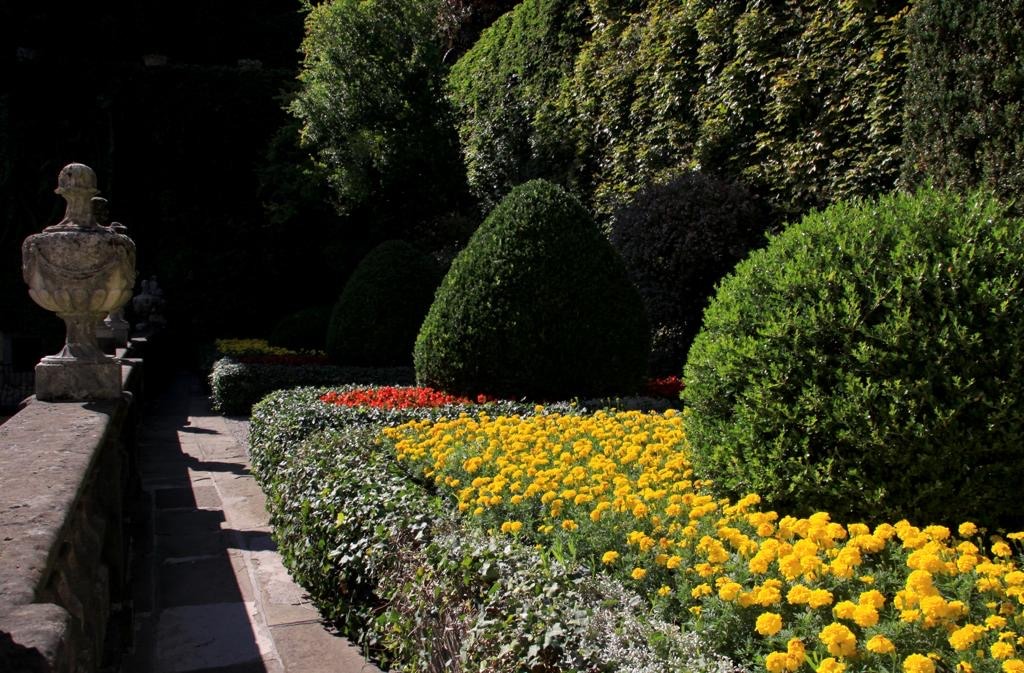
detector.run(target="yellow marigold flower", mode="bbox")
[666,555,683,570]
[819,622,857,658]
[808,589,835,609]
[695,562,718,578]
[499,520,523,534]
[766,652,789,673]
[817,657,846,673]
[959,522,979,537]
[691,583,712,599]
[853,604,879,628]
[787,585,812,605]
[848,523,870,537]
[901,609,921,623]
[833,600,857,620]
[755,583,783,606]
[904,654,935,673]
[959,662,974,673]
[601,550,620,565]
[719,582,743,601]
[907,550,946,574]
[987,616,1009,630]
[867,635,895,654]
[949,625,986,651]
[907,569,937,596]
[631,567,647,581]
[1003,660,1024,673]
[859,589,886,609]
[756,612,783,637]
[561,518,578,531]
[993,541,1013,558]
[859,575,875,584]
[657,585,672,597]
[992,642,1016,660]
[977,577,1003,592]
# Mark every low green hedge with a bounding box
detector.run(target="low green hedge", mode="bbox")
[248,389,741,672]
[208,357,413,415]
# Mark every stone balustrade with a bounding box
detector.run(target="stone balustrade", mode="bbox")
[0,341,149,672]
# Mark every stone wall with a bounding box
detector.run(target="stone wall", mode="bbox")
[0,351,144,672]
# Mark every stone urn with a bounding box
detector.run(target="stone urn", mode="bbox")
[22,163,137,400]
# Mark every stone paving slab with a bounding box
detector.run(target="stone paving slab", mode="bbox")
[122,373,382,673]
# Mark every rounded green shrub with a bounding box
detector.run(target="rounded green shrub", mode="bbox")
[415,179,650,400]
[609,171,773,375]
[327,240,442,366]
[682,188,1024,528]
[269,305,332,352]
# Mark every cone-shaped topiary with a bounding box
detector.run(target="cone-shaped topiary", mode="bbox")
[327,240,442,366]
[682,187,1024,529]
[415,179,649,400]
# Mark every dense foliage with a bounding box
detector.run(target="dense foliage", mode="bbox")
[388,408,1024,673]
[609,171,772,374]
[415,180,650,399]
[248,389,740,672]
[291,0,469,243]
[451,0,910,219]
[901,0,1024,205]
[446,0,590,210]
[682,188,1024,528]
[326,240,443,366]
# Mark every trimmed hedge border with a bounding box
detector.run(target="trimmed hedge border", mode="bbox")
[207,357,414,415]
[248,388,743,673]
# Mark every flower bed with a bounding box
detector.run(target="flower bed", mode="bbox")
[247,388,735,672]
[213,338,329,365]
[320,386,471,408]
[383,410,1024,673]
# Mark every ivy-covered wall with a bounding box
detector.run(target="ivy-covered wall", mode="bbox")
[451,0,912,220]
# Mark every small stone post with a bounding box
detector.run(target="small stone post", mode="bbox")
[22,163,137,400]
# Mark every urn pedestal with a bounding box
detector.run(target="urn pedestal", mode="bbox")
[22,164,137,401]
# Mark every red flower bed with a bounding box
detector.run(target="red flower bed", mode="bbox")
[644,375,684,398]
[320,386,471,409]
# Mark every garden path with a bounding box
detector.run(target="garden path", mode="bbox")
[120,373,381,673]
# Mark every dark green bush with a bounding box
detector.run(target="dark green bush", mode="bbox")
[902,0,1024,205]
[415,179,650,399]
[326,240,442,366]
[446,0,590,210]
[682,188,1024,528]
[207,358,413,415]
[609,171,773,375]
[268,305,332,352]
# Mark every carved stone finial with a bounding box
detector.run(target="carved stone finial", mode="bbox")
[22,163,137,400]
